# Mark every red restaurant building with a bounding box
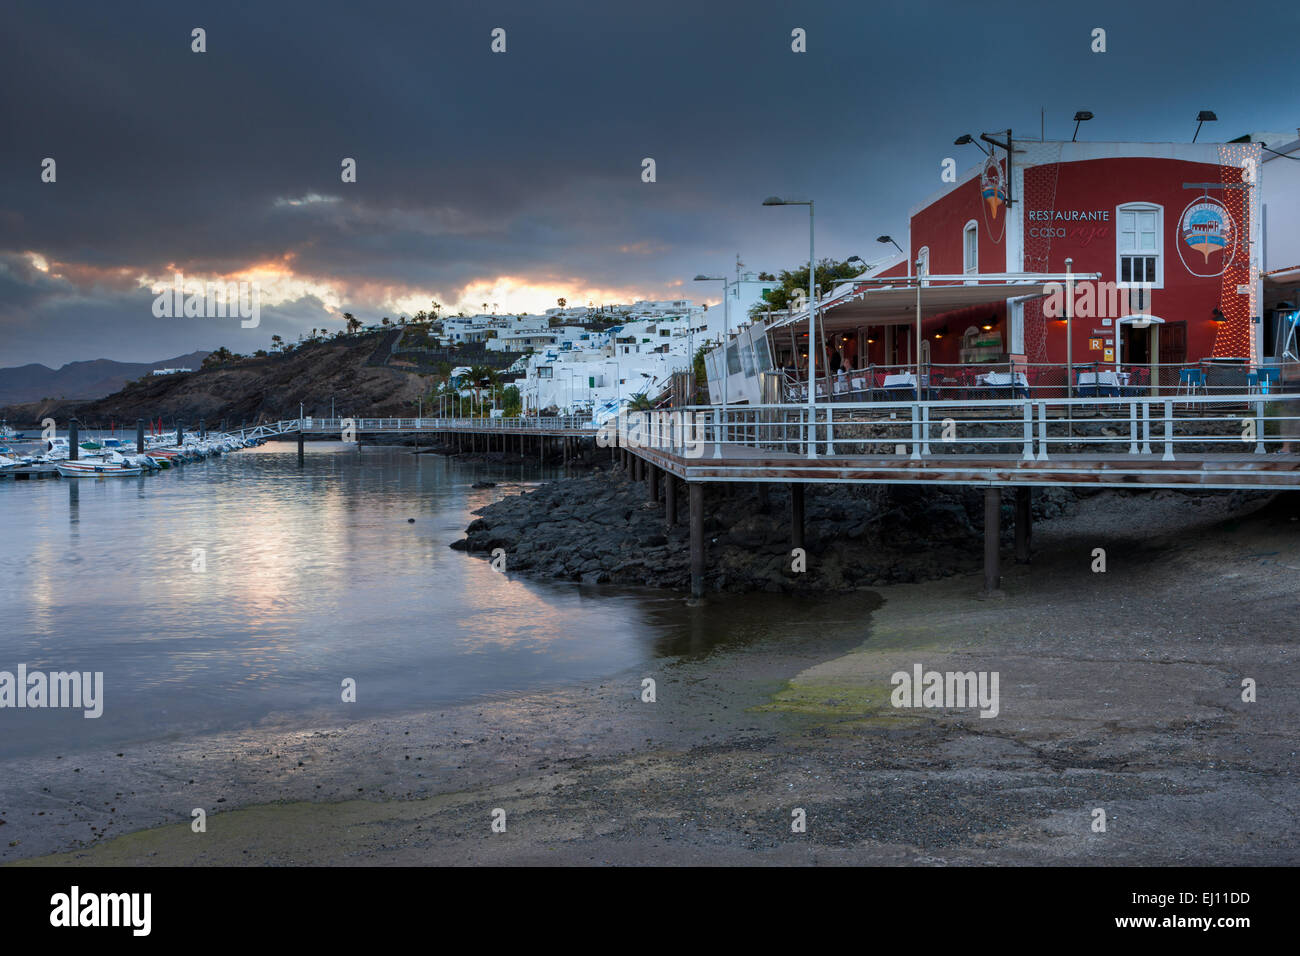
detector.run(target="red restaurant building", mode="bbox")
[818,139,1261,380]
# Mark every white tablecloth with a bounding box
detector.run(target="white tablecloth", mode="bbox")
[882,374,917,388]
[975,372,1028,387]
[1077,371,1128,387]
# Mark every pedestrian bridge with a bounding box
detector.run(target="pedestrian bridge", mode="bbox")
[231,415,598,442]
[242,395,1299,599]
[235,394,1300,492]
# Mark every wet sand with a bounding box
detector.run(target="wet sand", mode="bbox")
[6,490,1298,866]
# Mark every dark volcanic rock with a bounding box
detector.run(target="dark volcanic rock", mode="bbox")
[450,466,1089,595]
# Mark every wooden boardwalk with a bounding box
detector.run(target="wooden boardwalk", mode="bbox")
[628,444,1300,491]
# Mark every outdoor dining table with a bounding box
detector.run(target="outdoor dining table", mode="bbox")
[1077,371,1128,396]
[974,371,1030,398]
[881,373,919,401]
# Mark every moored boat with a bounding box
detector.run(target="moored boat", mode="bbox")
[55,459,144,477]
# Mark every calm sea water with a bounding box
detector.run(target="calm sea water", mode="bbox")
[0,442,863,760]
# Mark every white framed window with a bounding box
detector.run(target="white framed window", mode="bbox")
[917,246,930,286]
[1116,202,1163,311]
[962,220,979,277]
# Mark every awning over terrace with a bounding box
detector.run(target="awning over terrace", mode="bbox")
[814,282,1053,330]
[765,272,1101,333]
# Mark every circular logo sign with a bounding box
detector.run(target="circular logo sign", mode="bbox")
[980,156,1007,243]
[1176,197,1236,277]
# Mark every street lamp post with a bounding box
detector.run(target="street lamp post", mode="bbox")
[694,274,733,451]
[915,259,923,388]
[763,197,816,458]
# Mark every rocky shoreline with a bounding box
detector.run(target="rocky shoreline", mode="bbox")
[453,465,1086,592]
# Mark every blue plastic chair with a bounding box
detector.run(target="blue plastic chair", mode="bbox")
[1178,368,1206,404]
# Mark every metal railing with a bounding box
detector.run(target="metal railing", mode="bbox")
[231,416,599,439]
[782,361,1290,405]
[606,393,1300,461]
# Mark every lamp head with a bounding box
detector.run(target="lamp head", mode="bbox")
[762,196,785,206]
[1073,111,1093,122]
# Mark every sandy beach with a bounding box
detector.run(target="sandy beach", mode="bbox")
[5,488,1297,866]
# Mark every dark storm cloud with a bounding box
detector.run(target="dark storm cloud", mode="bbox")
[1,0,1295,364]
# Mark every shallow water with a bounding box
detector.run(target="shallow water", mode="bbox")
[0,443,866,760]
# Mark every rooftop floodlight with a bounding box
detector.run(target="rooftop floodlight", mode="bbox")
[954,133,989,155]
[1072,110,1094,141]
[876,235,904,255]
[762,196,786,206]
[1193,110,1218,142]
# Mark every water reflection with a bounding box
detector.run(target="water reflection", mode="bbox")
[0,444,868,759]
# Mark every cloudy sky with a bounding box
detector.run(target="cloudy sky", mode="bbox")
[2,0,1296,367]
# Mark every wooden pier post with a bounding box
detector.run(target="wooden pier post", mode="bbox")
[982,488,1003,597]
[790,483,804,551]
[176,421,184,449]
[68,419,79,461]
[665,474,677,527]
[136,419,145,454]
[648,463,659,501]
[1015,487,1032,564]
[689,482,705,598]
[297,427,304,465]
[199,418,206,439]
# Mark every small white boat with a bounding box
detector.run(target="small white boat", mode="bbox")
[55,458,143,477]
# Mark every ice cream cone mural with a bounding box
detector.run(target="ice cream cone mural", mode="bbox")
[1177,197,1235,277]
[979,156,1007,242]
[980,157,1006,218]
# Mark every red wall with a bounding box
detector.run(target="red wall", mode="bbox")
[910,165,1007,277]
[901,154,1252,365]
[1020,156,1247,364]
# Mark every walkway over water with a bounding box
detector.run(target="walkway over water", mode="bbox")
[239,395,1300,492]
[239,394,1300,598]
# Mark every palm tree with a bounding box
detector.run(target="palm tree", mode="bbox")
[628,392,656,411]
[557,297,567,310]
[344,313,361,334]
[466,364,497,415]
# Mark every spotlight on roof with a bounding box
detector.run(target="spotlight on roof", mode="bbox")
[1072,111,1093,141]
[1193,111,1218,143]
[953,133,989,155]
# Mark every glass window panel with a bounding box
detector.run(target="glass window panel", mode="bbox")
[1121,258,1132,282]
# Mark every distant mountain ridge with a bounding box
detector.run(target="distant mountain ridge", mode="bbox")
[0,351,210,405]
